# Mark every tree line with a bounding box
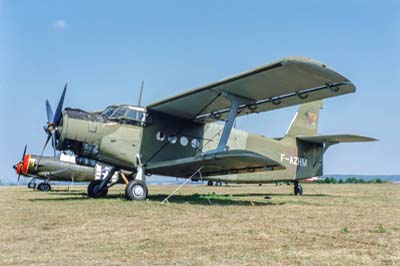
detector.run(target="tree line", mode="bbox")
[316,177,385,184]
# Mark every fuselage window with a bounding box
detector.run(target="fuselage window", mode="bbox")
[168,135,177,144]
[191,138,200,149]
[180,136,188,146]
[156,131,165,141]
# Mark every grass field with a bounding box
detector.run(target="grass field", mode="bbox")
[0,183,399,265]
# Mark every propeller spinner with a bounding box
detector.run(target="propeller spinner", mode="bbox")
[13,144,27,182]
[36,83,67,168]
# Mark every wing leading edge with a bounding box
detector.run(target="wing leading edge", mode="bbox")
[147,56,356,123]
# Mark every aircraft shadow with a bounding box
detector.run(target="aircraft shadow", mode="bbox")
[28,192,284,206]
[27,191,336,205]
[147,194,284,206]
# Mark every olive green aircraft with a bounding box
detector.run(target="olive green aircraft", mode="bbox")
[35,56,375,200]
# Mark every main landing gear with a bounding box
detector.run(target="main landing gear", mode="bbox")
[294,181,303,195]
[125,166,148,200]
[87,167,117,198]
[87,166,149,200]
[37,182,52,192]
[87,180,108,198]
[27,178,52,192]
[125,180,148,200]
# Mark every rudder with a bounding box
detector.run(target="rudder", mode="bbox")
[285,100,323,137]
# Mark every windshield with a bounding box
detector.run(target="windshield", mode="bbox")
[101,106,117,117]
[108,106,149,126]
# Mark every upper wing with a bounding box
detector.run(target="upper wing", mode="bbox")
[147,56,355,123]
[146,150,285,178]
[297,134,378,144]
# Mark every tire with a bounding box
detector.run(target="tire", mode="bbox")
[294,184,303,195]
[125,180,148,200]
[37,183,44,191]
[40,183,51,192]
[87,180,108,198]
[207,180,213,186]
[28,183,36,189]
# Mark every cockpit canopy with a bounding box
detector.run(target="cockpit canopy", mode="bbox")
[101,105,150,126]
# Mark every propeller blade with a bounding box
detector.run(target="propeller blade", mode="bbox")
[36,135,51,171]
[46,100,54,123]
[53,83,67,124]
[18,173,21,182]
[21,144,27,162]
[51,131,57,158]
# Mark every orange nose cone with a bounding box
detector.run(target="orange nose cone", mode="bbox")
[22,154,31,174]
[16,163,22,175]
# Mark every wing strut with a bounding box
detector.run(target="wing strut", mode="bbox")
[206,92,252,154]
[160,166,204,205]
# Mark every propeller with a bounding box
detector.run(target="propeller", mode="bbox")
[13,144,27,182]
[36,83,67,169]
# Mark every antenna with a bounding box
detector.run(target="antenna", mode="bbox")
[138,81,144,107]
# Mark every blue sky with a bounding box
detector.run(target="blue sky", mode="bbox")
[1,1,399,183]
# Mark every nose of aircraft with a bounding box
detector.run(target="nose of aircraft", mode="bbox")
[14,162,22,175]
[14,154,31,176]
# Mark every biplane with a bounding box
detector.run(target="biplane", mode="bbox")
[29,56,375,199]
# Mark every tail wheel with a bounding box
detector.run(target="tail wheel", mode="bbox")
[87,180,108,198]
[125,180,148,200]
[294,184,303,195]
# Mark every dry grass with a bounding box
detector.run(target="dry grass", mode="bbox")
[0,183,399,265]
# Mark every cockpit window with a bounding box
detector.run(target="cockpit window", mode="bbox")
[101,106,117,117]
[126,109,144,121]
[111,107,128,118]
[107,105,149,126]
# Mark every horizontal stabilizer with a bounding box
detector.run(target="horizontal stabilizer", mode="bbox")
[297,134,377,144]
[146,150,284,178]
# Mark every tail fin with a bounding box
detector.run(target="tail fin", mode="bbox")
[285,100,323,137]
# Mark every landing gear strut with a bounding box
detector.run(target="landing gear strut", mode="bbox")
[27,178,36,189]
[294,181,303,195]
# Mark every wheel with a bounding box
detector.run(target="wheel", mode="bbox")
[28,182,36,189]
[207,180,213,186]
[215,181,222,186]
[87,180,108,198]
[294,184,303,195]
[40,183,51,192]
[37,183,44,191]
[298,184,303,195]
[125,180,148,200]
